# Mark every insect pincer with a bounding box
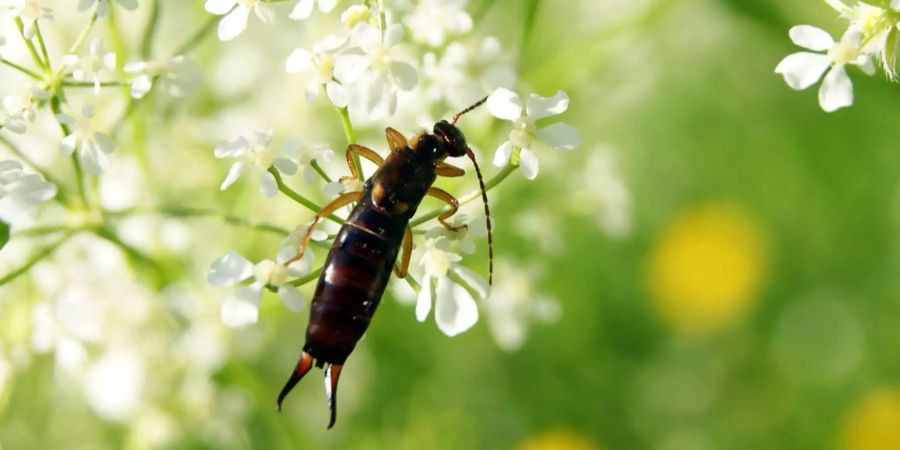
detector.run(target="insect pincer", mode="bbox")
[276,350,347,429]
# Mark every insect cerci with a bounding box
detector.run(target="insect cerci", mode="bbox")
[276,97,494,428]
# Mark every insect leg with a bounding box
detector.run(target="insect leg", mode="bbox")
[286,191,363,265]
[340,144,385,183]
[393,225,413,278]
[385,127,407,152]
[436,162,465,178]
[426,187,467,232]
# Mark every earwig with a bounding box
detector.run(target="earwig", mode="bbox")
[276,98,493,428]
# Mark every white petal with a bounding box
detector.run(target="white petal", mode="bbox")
[314,34,347,53]
[254,4,276,24]
[384,24,403,47]
[289,0,315,20]
[775,52,831,90]
[277,286,305,312]
[305,80,320,103]
[416,275,433,322]
[205,0,236,15]
[451,266,490,301]
[208,251,254,286]
[94,133,114,154]
[789,25,834,51]
[130,74,153,98]
[390,61,418,91]
[217,6,250,41]
[487,88,523,120]
[220,161,245,190]
[79,144,108,175]
[4,119,26,134]
[60,135,78,155]
[354,23,382,53]
[103,52,117,70]
[333,53,369,84]
[537,122,581,150]
[519,148,539,180]
[273,157,298,175]
[893,0,900,10]
[434,278,479,337]
[819,65,853,112]
[526,90,569,120]
[214,136,249,158]
[325,82,348,107]
[78,0,94,12]
[854,55,876,76]
[319,0,338,12]
[258,171,278,197]
[221,285,262,328]
[285,48,313,73]
[492,141,514,167]
[117,0,138,10]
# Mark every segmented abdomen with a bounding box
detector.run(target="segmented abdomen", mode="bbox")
[304,201,406,364]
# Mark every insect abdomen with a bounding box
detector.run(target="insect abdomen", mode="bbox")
[304,203,405,364]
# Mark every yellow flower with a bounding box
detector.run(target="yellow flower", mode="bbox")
[841,388,900,450]
[647,204,765,335]
[517,430,598,450]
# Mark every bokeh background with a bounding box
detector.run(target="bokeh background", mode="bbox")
[2,0,900,449]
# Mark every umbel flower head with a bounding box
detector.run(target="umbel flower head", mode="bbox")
[204,0,275,41]
[775,25,875,112]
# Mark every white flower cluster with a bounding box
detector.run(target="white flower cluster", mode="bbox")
[0,159,55,225]
[776,0,900,112]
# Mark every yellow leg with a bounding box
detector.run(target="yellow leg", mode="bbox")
[436,162,465,178]
[286,191,363,265]
[385,127,408,152]
[340,144,385,183]
[393,226,413,278]
[427,187,466,232]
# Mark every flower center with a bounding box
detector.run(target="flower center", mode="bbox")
[315,53,335,83]
[509,118,536,149]
[249,143,276,168]
[829,42,859,65]
[238,0,260,8]
[254,259,288,286]
[370,47,390,71]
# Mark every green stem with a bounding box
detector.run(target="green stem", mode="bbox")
[309,160,332,183]
[33,22,52,72]
[96,225,167,283]
[269,168,344,224]
[49,96,90,210]
[378,0,387,39]
[140,0,161,59]
[286,266,324,288]
[15,18,46,71]
[61,80,128,88]
[410,163,517,227]
[67,14,98,55]
[335,106,362,181]
[14,225,71,237]
[1,58,41,80]
[0,231,73,286]
[173,15,218,56]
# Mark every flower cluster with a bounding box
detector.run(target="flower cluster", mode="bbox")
[775,0,900,111]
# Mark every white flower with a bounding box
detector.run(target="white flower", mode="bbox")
[124,55,200,99]
[340,4,371,28]
[487,88,581,180]
[56,104,115,176]
[83,348,144,421]
[61,38,117,95]
[425,213,487,255]
[483,262,559,351]
[335,23,418,119]
[286,34,350,107]
[207,250,313,328]
[204,0,275,42]
[0,159,56,224]
[2,0,54,39]
[775,26,875,112]
[415,238,486,337]
[3,84,48,123]
[214,130,299,197]
[282,137,335,185]
[404,0,473,47]
[77,0,137,18]
[289,0,337,20]
[0,100,26,134]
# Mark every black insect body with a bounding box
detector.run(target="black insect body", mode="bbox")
[276,99,493,428]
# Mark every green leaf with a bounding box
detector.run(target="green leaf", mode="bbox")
[0,220,8,251]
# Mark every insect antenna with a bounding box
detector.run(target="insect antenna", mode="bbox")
[450,95,489,125]
[466,147,493,286]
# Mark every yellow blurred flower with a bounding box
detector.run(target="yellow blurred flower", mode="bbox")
[647,204,765,335]
[517,430,598,450]
[841,388,900,450]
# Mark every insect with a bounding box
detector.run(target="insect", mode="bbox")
[276,97,494,428]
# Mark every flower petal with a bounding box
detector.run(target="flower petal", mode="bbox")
[285,48,313,73]
[526,90,569,120]
[416,275,433,322]
[434,278,479,337]
[277,286,305,312]
[289,0,315,20]
[205,0,236,15]
[775,52,831,90]
[220,284,262,328]
[319,0,338,12]
[487,88,523,120]
[819,65,853,112]
[254,3,276,25]
[325,81,348,107]
[537,122,580,150]
[384,24,403,47]
[60,135,78,155]
[217,5,250,41]
[789,25,834,51]
[854,55,876,76]
[208,251,254,286]
[519,148,539,180]
[258,170,278,197]
[493,141,514,167]
[273,157,298,175]
[214,136,249,158]
[390,61,418,91]
[220,161,245,190]
[334,53,369,84]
